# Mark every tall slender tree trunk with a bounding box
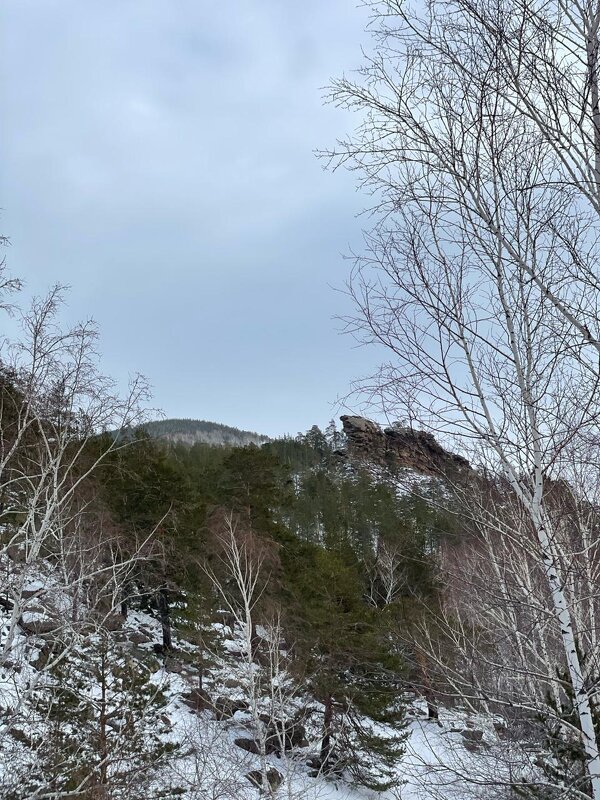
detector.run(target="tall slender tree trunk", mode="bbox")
[158,587,172,651]
[98,645,109,789]
[198,638,204,691]
[250,619,260,661]
[416,650,438,721]
[586,12,600,201]
[532,507,600,797]
[120,581,131,618]
[320,695,334,768]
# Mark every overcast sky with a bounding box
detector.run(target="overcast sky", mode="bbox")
[1,1,383,437]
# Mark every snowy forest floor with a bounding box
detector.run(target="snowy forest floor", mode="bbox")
[1,593,526,800]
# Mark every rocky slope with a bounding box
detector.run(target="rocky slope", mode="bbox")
[0,549,515,800]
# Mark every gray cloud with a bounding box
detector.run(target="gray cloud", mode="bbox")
[2,0,380,436]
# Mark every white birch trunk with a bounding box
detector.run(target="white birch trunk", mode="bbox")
[532,506,600,795]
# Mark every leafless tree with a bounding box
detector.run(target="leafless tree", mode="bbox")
[0,272,161,796]
[204,511,347,799]
[0,280,151,654]
[165,716,254,800]
[204,511,285,797]
[324,1,600,796]
[365,540,407,608]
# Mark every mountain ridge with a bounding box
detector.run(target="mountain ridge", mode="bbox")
[142,417,270,447]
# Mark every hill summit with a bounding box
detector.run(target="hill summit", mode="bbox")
[143,418,270,447]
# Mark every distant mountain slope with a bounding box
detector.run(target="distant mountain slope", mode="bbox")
[143,418,270,447]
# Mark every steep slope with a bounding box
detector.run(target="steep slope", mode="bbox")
[0,547,520,800]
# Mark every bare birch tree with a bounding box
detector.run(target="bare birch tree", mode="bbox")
[205,511,336,799]
[325,1,600,796]
[205,510,282,797]
[0,280,151,657]
[0,274,158,794]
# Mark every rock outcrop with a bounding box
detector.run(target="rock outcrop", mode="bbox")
[340,415,470,477]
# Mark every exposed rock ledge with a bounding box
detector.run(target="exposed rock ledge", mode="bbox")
[340,415,470,477]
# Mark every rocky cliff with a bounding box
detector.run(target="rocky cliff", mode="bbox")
[340,415,470,477]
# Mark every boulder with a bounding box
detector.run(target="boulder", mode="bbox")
[128,631,152,645]
[461,728,484,743]
[306,755,322,771]
[0,595,13,612]
[306,751,345,777]
[9,727,31,746]
[214,696,249,720]
[103,613,125,632]
[164,657,183,674]
[215,610,236,632]
[19,612,57,635]
[181,688,211,712]
[5,545,26,563]
[21,586,43,600]
[246,769,283,791]
[234,737,261,754]
[461,729,487,751]
[265,719,308,753]
[31,642,52,671]
[223,677,244,689]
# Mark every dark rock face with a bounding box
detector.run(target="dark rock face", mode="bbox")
[246,769,283,791]
[340,415,470,476]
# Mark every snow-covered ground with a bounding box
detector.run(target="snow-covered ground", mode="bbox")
[1,586,520,800]
[129,611,517,800]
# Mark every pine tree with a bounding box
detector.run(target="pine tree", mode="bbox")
[279,534,407,791]
[26,632,178,800]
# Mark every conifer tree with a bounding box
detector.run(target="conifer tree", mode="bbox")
[23,632,177,799]
[279,533,407,791]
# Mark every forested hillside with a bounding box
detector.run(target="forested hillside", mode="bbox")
[142,418,270,447]
[2,275,600,799]
[0,285,465,798]
[7,0,600,796]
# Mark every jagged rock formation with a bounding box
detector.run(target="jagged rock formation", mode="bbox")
[340,415,470,477]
